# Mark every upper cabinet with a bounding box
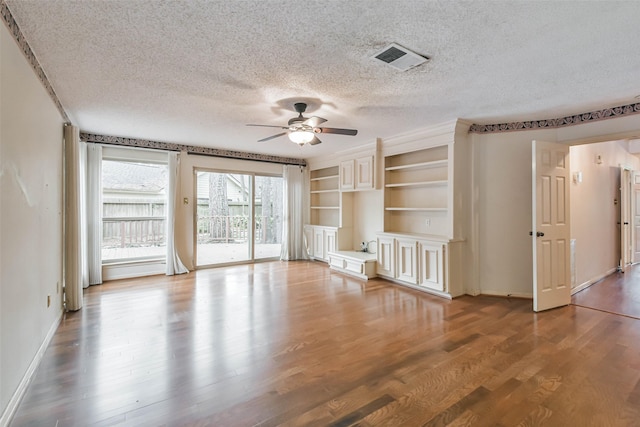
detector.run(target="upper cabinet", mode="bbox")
[340,155,375,191]
[339,159,354,190]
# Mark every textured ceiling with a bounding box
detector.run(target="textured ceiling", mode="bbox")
[6,0,640,160]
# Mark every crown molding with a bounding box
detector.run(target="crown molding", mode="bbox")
[469,102,640,134]
[80,132,306,166]
[1,0,70,123]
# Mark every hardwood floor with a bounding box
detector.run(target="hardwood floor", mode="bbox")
[572,264,640,319]
[11,261,640,426]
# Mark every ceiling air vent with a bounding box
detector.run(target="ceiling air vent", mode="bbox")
[372,43,429,71]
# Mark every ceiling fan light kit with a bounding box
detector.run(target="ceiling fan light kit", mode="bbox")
[247,102,358,147]
[289,130,315,145]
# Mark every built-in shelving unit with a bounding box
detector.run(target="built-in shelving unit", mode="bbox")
[310,166,340,227]
[383,145,449,234]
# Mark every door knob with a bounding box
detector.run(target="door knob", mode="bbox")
[529,231,545,237]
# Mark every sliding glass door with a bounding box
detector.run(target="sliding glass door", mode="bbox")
[195,171,282,267]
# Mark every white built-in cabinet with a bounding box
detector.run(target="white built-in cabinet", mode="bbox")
[307,122,469,298]
[306,165,352,262]
[305,225,338,262]
[340,155,375,191]
[375,233,460,296]
[375,121,470,298]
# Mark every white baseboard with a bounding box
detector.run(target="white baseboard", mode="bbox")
[0,311,63,427]
[571,267,618,295]
[478,290,533,299]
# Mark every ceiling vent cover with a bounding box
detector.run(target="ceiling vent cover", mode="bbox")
[372,43,429,71]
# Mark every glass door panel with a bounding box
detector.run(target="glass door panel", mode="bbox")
[254,175,283,259]
[196,171,251,266]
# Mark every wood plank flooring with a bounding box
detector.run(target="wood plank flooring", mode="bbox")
[572,264,640,319]
[10,261,640,426]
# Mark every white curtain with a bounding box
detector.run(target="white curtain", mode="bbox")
[166,152,188,275]
[86,143,103,285]
[280,164,309,260]
[78,141,89,289]
[64,125,83,311]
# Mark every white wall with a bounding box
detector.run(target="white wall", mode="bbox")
[569,140,640,290]
[1,22,65,420]
[176,153,283,270]
[350,189,383,249]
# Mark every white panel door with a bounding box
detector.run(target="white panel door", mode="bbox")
[376,236,395,278]
[532,140,571,312]
[418,241,444,291]
[313,227,325,261]
[633,172,640,263]
[355,155,374,190]
[397,238,418,284]
[340,159,355,191]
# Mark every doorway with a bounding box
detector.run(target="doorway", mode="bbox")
[567,140,640,308]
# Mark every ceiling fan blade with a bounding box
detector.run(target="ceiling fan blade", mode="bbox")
[315,127,358,136]
[309,136,322,145]
[303,116,327,128]
[247,124,289,129]
[258,132,288,143]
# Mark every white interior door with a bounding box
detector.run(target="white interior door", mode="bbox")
[633,172,640,263]
[620,168,632,272]
[532,140,571,312]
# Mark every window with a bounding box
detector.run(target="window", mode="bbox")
[102,159,168,262]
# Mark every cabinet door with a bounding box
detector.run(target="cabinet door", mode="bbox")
[418,241,444,292]
[376,236,395,278]
[304,226,314,258]
[397,238,418,284]
[340,159,355,191]
[325,228,337,258]
[355,155,374,190]
[313,227,325,260]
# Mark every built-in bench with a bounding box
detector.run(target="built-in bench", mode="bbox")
[327,250,377,280]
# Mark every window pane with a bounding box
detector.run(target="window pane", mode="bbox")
[102,160,167,262]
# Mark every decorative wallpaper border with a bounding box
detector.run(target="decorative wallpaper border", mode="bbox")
[1,0,70,123]
[80,132,307,166]
[469,102,640,133]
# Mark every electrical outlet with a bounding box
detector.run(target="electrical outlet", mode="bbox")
[47,295,51,307]
[425,218,431,227]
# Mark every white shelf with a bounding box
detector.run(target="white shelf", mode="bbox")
[385,180,448,188]
[310,189,340,194]
[385,207,447,212]
[385,159,448,172]
[310,174,339,182]
[311,206,340,210]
